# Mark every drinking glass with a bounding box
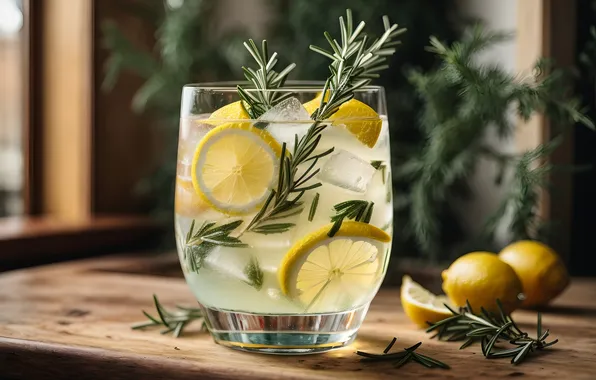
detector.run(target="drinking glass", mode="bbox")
[175,82,393,354]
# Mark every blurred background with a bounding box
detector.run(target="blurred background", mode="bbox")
[0,0,595,278]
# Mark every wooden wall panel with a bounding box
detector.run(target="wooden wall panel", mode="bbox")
[516,0,577,260]
[93,0,159,214]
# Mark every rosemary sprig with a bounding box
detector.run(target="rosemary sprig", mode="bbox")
[357,338,450,369]
[328,200,374,236]
[243,140,330,234]
[131,295,206,338]
[309,10,406,120]
[184,220,248,272]
[426,300,558,365]
[245,10,404,235]
[237,39,296,119]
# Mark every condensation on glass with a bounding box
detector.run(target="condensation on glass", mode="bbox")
[0,0,24,216]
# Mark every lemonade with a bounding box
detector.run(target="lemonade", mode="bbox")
[174,8,403,353]
[174,85,394,353]
[175,105,392,314]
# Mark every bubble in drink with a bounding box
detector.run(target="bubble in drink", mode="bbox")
[318,149,376,193]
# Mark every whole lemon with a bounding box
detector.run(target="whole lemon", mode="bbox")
[498,240,569,308]
[442,252,523,314]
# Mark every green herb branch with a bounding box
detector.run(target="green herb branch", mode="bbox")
[426,300,558,365]
[132,295,206,338]
[184,220,264,288]
[245,10,404,235]
[328,200,374,237]
[237,39,296,119]
[243,256,264,290]
[400,27,593,260]
[184,219,247,272]
[357,338,450,369]
[309,10,406,120]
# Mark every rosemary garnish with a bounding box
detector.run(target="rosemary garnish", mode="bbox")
[371,160,387,184]
[309,10,406,120]
[243,257,264,290]
[131,295,206,338]
[308,193,320,222]
[357,338,450,369]
[244,10,404,236]
[243,140,330,235]
[370,160,384,170]
[184,220,248,272]
[328,200,374,236]
[237,40,296,119]
[427,300,558,365]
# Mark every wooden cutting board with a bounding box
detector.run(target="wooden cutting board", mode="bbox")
[1,253,595,379]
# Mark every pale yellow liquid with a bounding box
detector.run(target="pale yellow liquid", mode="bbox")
[175,115,393,314]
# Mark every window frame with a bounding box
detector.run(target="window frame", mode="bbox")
[0,0,160,268]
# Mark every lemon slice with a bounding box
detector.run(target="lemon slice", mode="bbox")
[401,275,453,328]
[207,101,250,125]
[175,175,207,217]
[304,96,382,148]
[279,221,391,311]
[191,122,282,215]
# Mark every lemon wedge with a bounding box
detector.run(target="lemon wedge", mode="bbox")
[330,99,382,148]
[401,275,453,328]
[304,96,382,148]
[303,92,329,116]
[207,101,250,125]
[279,221,391,311]
[191,122,282,215]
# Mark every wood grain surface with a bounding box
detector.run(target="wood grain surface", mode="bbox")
[1,254,595,379]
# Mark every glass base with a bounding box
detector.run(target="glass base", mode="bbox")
[200,304,370,355]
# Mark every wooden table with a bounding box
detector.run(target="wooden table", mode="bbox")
[1,253,595,379]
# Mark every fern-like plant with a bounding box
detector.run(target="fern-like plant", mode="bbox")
[399,27,593,262]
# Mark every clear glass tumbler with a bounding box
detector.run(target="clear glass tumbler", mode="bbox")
[175,82,393,354]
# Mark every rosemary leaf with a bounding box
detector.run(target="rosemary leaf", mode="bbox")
[132,295,205,338]
[484,321,513,354]
[328,200,375,236]
[383,337,397,353]
[357,338,448,370]
[244,257,264,290]
[511,342,534,365]
[308,193,320,222]
[251,223,295,234]
[415,353,451,369]
[394,353,412,368]
[459,338,476,350]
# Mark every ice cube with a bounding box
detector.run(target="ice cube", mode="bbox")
[203,246,251,282]
[178,115,213,165]
[260,97,311,148]
[259,97,310,122]
[318,149,376,193]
